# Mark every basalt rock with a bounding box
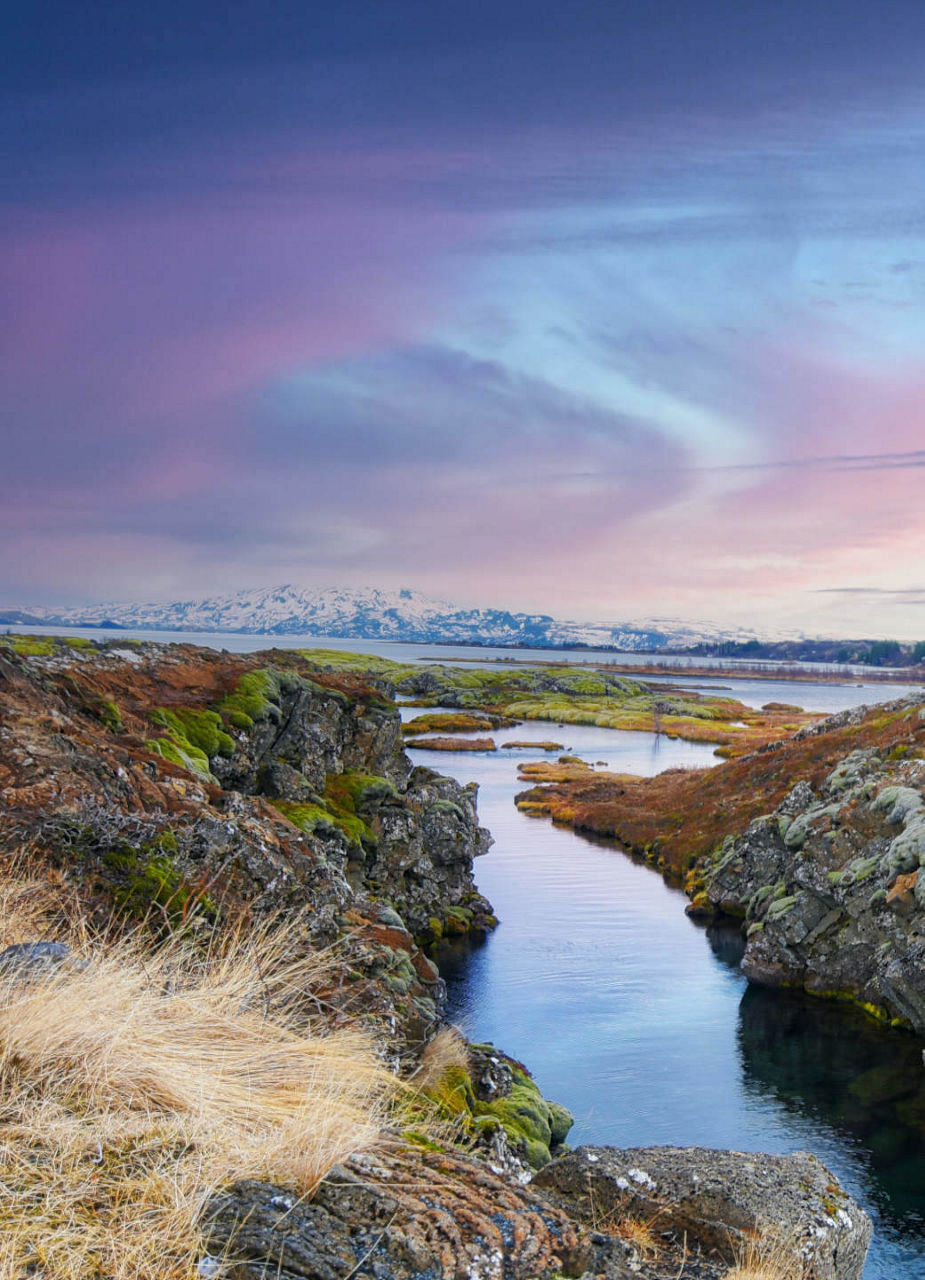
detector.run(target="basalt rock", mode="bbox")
[702,717,925,1031]
[204,1147,637,1280]
[535,1146,872,1280]
[0,642,495,1050]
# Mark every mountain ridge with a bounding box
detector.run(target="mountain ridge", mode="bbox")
[0,584,768,650]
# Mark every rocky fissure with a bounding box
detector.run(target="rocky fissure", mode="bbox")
[0,637,874,1279]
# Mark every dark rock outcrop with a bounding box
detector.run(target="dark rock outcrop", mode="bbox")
[0,642,495,1050]
[702,731,925,1030]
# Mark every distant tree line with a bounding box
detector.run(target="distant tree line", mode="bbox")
[679,638,925,668]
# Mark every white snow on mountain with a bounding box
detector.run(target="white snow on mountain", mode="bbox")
[5,585,769,650]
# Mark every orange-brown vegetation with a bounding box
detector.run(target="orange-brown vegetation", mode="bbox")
[516,702,925,877]
[406,736,497,752]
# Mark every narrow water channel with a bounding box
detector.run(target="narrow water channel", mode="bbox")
[406,712,925,1280]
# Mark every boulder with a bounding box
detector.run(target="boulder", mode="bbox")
[204,1148,636,1280]
[0,940,81,982]
[534,1145,872,1280]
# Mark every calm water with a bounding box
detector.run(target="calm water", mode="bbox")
[15,624,925,1272]
[415,716,925,1280]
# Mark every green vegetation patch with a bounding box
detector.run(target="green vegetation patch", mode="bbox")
[403,711,498,736]
[297,648,417,682]
[218,665,348,732]
[272,771,397,850]
[101,833,215,928]
[1,634,57,657]
[149,708,234,776]
[420,1048,572,1170]
[323,771,398,847]
[270,799,342,841]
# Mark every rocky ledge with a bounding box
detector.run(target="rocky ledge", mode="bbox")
[699,706,925,1031]
[204,1143,872,1280]
[0,640,496,1050]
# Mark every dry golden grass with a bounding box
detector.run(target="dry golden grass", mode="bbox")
[724,1227,807,1280]
[606,1215,659,1259]
[0,870,400,1280]
[411,1025,471,1092]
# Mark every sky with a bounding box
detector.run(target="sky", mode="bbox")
[3,1,925,639]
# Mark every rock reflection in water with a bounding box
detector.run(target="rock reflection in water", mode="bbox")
[736,982,925,1230]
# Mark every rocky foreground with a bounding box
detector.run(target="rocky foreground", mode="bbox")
[0,636,874,1278]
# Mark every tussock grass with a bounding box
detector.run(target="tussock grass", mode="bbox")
[412,1025,471,1093]
[0,870,399,1279]
[607,1215,659,1259]
[725,1227,806,1280]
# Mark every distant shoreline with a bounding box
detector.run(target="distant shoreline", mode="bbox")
[5,621,925,685]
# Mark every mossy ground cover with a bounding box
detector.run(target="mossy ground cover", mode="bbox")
[146,708,235,783]
[416,1037,571,1170]
[217,666,307,729]
[1,634,60,657]
[294,648,820,752]
[402,711,501,736]
[0,632,102,658]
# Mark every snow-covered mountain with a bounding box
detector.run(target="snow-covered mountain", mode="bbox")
[2,585,761,650]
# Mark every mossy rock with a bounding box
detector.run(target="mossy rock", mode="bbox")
[100,836,214,927]
[766,894,798,920]
[146,736,214,784]
[151,707,234,760]
[217,667,305,729]
[271,800,342,841]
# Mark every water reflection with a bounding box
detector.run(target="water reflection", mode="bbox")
[736,983,925,1232]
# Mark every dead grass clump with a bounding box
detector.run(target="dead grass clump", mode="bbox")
[0,873,399,1280]
[606,1215,659,1259]
[411,1025,471,1092]
[724,1227,807,1280]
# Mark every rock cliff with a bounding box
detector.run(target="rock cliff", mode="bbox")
[702,705,925,1030]
[0,640,494,1051]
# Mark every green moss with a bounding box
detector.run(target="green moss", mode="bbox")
[151,708,234,759]
[101,837,215,927]
[401,1129,445,1153]
[3,634,56,657]
[297,648,417,682]
[218,669,286,727]
[271,800,342,840]
[62,635,94,649]
[318,770,397,847]
[146,736,214,784]
[98,699,123,732]
[766,894,798,920]
[272,772,395,850]
[225,708,255,731]
[430,798,465,820]
[806,987,912,1029]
